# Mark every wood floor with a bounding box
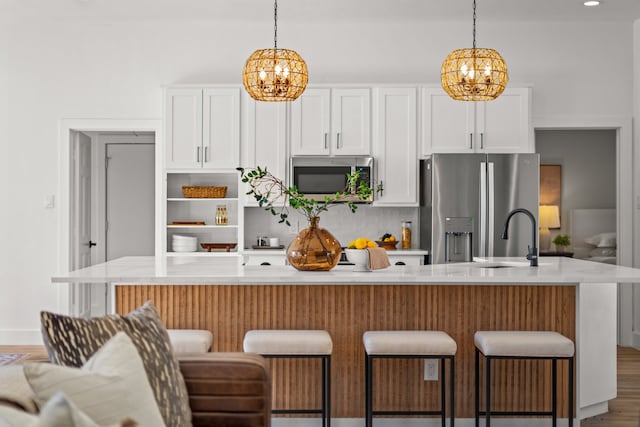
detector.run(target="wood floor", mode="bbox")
[0,345,638,425]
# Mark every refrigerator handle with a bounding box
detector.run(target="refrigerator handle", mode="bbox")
[479,162,487,257]
[469,133,473,150]
[487,162,495,255]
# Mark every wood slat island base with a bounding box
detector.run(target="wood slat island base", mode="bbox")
[116,283,575,419]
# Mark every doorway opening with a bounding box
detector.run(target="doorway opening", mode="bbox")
[535,129,617,259]
[61,119,162,318]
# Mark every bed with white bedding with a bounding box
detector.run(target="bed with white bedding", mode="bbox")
[569,208,617,264]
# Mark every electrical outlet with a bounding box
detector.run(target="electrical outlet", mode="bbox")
[424,359,438,381]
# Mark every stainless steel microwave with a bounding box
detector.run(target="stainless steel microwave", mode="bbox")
[290,156,374,202]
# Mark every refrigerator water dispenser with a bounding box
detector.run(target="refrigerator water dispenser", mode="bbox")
[444,217,473,263]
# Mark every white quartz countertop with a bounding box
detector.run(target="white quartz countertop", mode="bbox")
[51,256,640,285]
[241,249,429,256]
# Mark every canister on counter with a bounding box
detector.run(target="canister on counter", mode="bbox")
[401,220,412,249]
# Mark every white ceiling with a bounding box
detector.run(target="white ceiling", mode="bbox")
[2,0,640,23]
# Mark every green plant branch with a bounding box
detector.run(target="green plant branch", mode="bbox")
[237,166,376,225]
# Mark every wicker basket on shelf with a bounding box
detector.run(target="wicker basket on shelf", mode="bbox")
[182,186,227,198]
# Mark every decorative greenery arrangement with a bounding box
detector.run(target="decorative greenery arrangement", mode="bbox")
[552,234,571,248]
[237,166,378,225]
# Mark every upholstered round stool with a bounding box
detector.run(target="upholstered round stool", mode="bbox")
[474,331,575,427]
[167,329,213,354]
[243,329,333,427]
[363,330,457,427]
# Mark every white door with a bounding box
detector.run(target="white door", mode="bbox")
[421,88,474,155]
[331,88,371,155]
[373,88,418,206]
[477,88,533,153]
[202,88,240,170]
[71,131,93,318]
[290,88,331,155]
[165,88,203,169]
[106,144,155,260]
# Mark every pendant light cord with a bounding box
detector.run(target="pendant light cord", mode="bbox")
[472,0,476,49]
[274,0,278,50]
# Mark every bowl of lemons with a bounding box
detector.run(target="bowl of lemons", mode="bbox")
[376,233,398,250]
[345,238,377,271]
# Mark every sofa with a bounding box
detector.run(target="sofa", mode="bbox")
[0,351,272,427]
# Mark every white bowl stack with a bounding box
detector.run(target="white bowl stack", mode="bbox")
[172,234,198,252]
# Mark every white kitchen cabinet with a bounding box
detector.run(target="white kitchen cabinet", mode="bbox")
[372,87,418,206]
[421,87,532,155]
[243,99,288,207]
[165,87,240,170]
[164,171,243,256]
[291,88,371,156]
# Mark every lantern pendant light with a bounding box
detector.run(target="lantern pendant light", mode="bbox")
[441,0,508,101]
[242,0,308,102]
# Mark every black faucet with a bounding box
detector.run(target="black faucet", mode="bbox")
[501,208,538,267]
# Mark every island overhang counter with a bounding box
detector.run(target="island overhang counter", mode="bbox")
[53,256,640,425]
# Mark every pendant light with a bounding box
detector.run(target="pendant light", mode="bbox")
[441,0,508,101]
[242,0,308,102]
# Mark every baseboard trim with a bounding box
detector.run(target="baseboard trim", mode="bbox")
[272,418,578,427]
[632,330,640,350]
[0,329,43,345]
[579,401,609,420]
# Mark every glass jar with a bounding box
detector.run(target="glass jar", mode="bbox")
[401,221,412,249]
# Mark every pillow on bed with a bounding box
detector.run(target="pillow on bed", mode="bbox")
[584,232,616,248]
[589,247,617,257]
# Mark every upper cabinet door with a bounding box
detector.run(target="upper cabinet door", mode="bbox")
[290,88,331,156]
[476,88,533,153]
[373,88,418,206]
[202,88,240,169]
[421,88,474,155]
[331,88,371,155]
[165,88,203,169]
[244,100,288,206]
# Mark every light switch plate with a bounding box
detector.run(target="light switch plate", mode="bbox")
[424,359,438,381]
[44,195,55,209]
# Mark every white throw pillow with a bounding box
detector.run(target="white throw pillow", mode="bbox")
[24,332,164,427]
[589,247,617,257]
[0,392,133,427]
[584,232,616,248]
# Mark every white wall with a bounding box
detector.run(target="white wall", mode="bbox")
[0,17,635,344]
[536,129,617,245]
[632,19,640,347]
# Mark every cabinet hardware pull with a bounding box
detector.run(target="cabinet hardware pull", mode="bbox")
[480,133,484,149]
[204,146,209,163]
[337,132,341,149]
[196,146,201,163]
[324,133,328,150]
[469,133,473,150]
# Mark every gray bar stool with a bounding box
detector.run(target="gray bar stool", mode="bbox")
[363,330,457,427]
[243,329,332,427]
[474,331,575,427]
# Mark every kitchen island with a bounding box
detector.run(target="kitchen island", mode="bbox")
[53,256,640,426]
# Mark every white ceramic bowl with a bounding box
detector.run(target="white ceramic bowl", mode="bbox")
[345,249,371,272]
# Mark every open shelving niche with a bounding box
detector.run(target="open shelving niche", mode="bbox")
[164,171,244,256]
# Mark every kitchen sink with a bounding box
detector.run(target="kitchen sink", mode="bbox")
[470,260,536,268]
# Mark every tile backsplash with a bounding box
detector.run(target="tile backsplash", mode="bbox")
[244,205,419,249]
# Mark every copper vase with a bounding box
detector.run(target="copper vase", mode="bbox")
[286,217,341,271]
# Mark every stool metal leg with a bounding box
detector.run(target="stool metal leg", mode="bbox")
[440,357,446,427]
[450,356,455,427]
[326,355,331,427]
[365,353,372,427]
[552,358,557,427]
[475,349,480,427]
[322,356,327,427]
[485,356,491,427]
[568,356,574,427]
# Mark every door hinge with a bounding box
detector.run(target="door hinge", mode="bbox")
[105,221,110,232]
[105,156,111,169]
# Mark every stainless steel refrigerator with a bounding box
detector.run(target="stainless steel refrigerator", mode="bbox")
[420,154,539,264]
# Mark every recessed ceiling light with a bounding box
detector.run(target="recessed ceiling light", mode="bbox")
[583,1,600,6]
